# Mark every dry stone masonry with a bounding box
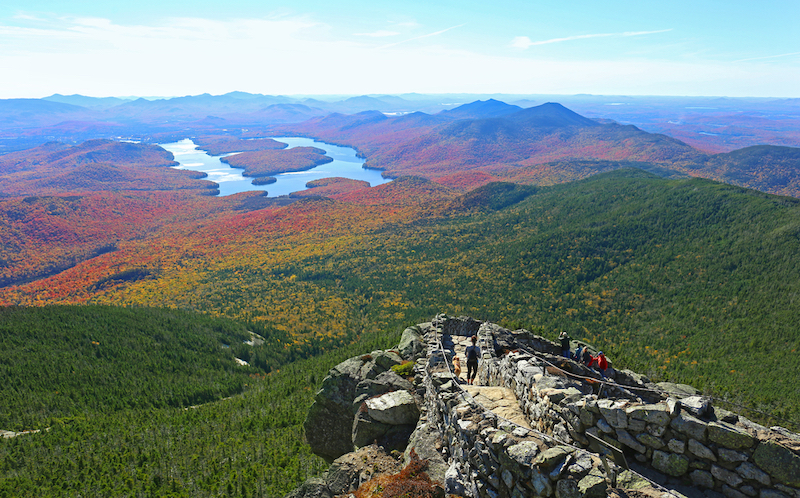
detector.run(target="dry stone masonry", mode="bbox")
[290,315,800,498]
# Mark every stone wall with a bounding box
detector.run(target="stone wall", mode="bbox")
[467,319,800,498]
[290,315,800,498]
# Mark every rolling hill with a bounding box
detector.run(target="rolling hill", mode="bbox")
[2,170,799,427]
[0,139,216,196]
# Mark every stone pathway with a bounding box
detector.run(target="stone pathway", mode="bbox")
[449,334,531,429]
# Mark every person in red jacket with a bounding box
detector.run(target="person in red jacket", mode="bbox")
[589,351,608,379]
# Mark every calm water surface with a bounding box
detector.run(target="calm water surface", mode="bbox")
[160,137,390,197]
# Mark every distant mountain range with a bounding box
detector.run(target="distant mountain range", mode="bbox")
[1,92,798,154]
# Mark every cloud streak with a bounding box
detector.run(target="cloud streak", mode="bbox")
[512,29,672,49]
[733,51,800,63]
[353,30,399,37]
[377,23,465,50]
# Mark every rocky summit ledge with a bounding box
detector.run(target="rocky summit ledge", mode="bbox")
[287,315,800,498]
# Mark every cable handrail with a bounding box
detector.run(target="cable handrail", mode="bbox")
[508,344,800,433]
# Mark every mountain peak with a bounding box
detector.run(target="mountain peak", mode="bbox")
[506,102,599,128]
[442,99,522,119]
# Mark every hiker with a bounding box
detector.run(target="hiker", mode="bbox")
[559,331,571,359]
[582,347,592,365]
[465,335,481,385]
[575,344,584,363]
[590,351,609,379]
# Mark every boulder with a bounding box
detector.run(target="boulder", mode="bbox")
[366,390,420,425]
[397,326,425,360]
[353,370,414,409]
[304,353,398,462]
[352,410,391,448]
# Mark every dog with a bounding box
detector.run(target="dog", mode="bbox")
[453,356,462,379]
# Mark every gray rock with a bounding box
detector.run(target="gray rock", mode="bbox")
[753,440,800,487]
[556,478,581,498]
[284,477,333,498]
[628,418,647,433]
[304,357,371,462]
[598,399,628,429]
[530,467,554,497]
[719,448,750,464]
[652,450,690,477]
[445,461,468,496]
[658,382,699,397]
[670,411,709,442]
[506,440,540,467]
[366,390,420,425]
[352,410,390,448]
[681,396,712,417]
[618,429,647,453]
[736,462,771,486]
[398,326,425,360]
[708,422,756,450]
[353,370,414,408]
[690,469,715,488]
[760,491,790,498]
[723,485,749,498]
[712,465,744,488]
[637,433,665,450]
[616,470,651,489]
[775,485,800,498]
[668,439,686,454]
[688,439,717,461]
[758,489,787,498]
[578,469,608,498]
[597,418,614,434]
[740,486,758,497]
[626,403,672,426]
[537,446,573,470]
[502,469,515,489]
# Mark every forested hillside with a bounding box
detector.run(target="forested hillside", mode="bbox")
[2,170,799,427]
[0,305,400,497]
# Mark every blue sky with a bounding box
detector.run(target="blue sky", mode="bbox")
[1,0,798,98]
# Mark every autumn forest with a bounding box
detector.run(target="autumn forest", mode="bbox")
[1,94,800,497]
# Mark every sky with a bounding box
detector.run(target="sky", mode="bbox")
[1,0,798,99]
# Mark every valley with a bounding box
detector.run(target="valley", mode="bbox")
[0,93,799,497]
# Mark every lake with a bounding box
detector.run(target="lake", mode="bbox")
[160,137,391,197]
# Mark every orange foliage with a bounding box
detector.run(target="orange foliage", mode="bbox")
[0,139,216,196]
[192,135,286,155]
[433,170,500,191]
[353,450,443,498]
[220,147,333,178]
[290,177,371,198]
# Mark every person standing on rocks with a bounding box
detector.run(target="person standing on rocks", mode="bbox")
[465,335,480,385]
[559,331,571,359]
[590,351,609,379]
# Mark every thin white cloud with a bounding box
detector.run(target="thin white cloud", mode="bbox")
[377,23,465,50]
[353,30,400,37]
[512,29,672,49]
[733,51,800,63]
